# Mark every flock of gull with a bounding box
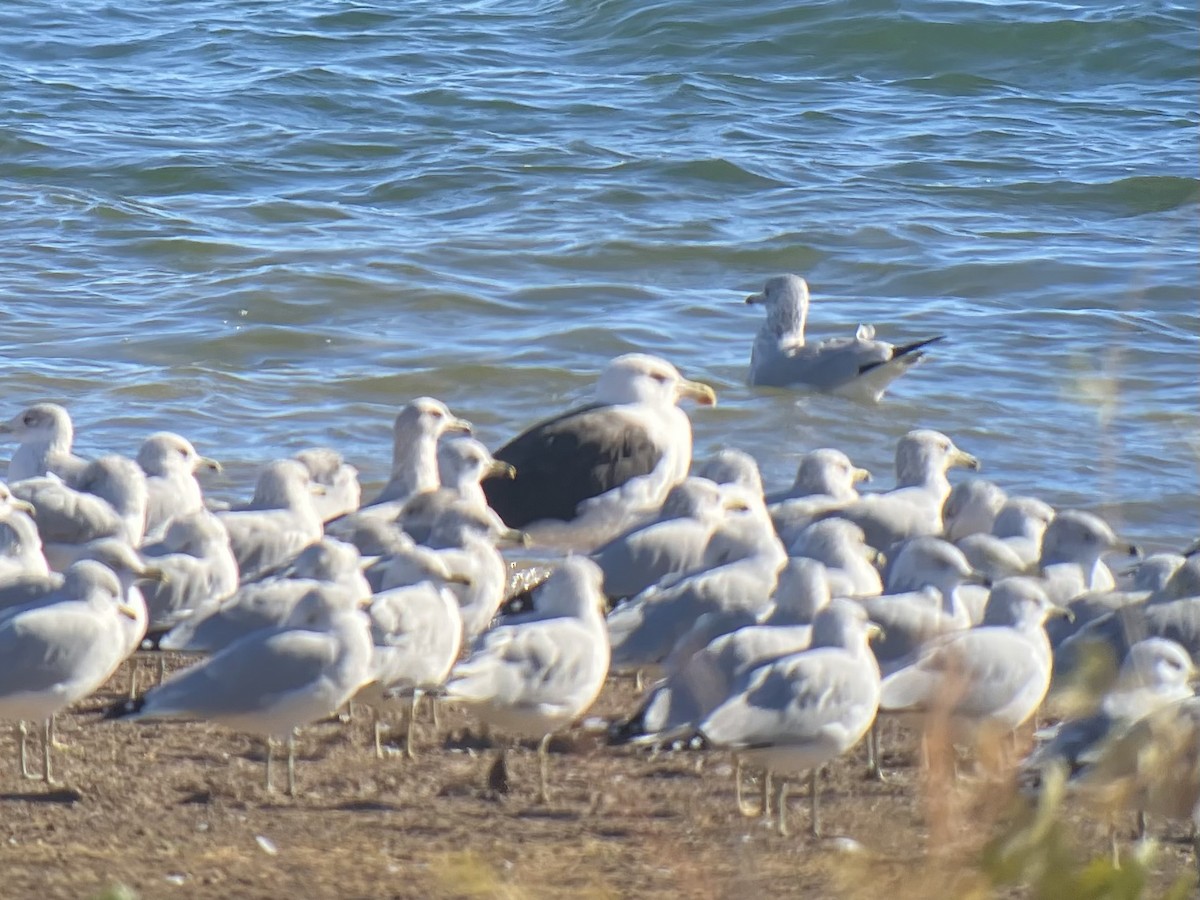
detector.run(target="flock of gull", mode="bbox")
[0,274,1196,865]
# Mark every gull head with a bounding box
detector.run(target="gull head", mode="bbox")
[594,354,716,408]
[895,429,980,484]
[0,402,74,445]
[393,397,472,445]
[138,432,222,477]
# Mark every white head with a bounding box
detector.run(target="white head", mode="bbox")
[159,509,230,555]
[659,477,725,520]
[769,557,832,623]
[248,459,318,510]
[533,556,606,619]
[745,274,810,338]
[1040,510,1134,567]
[593,354,716,408]
[137,432,221,477]
[791,448,871,499]
[288,537,362,581]
[1118,638,1195,691]
[894,429,980,486]
[437,436,514,491]
[809,597,880,653]
[992,496,1055,540]
[694,448,763,495]
[980,576,1058,628]
[943,478,1008,542]
[393,397,472,446]
[886,536,977,596]
[0,402,74,447]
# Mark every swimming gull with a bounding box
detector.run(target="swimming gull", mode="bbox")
[0,403,89,485]
[481,353,716,543]
[745,274,944,401]
[697,597,882,837]
[108,584,373,797]
[295,448,361,523]
[443,556,610,803]
[137,432,221,543]
[0,561,136,783]
[768,448,872,545]
[217,459,324,583]
[822,429,980,551]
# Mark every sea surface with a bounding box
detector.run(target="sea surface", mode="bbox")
[0,0,1196,548]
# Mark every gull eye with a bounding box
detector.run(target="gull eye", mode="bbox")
[429,408,444,419]
[22,414,35,426]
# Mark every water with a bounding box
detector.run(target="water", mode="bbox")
[0,0,1196,548]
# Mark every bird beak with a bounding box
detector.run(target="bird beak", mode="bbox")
[867,622,886,642]
[745,292,763,305]
[310,484,328,496]
[952,448,981,471]
[852,467,872,485]
[964,569,991,587]
[487,460,517,480]
[117,602,140,621]
[1052,605,1075,622]
[868,547,887,568]
[1124,543,1142,559]
[199,456,223,474]
[677,379,717,407]
[445,573,473,586]
[448,417,473,436]
[7,498,36,515]
[138,565,168,584]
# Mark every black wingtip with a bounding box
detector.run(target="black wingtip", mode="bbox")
[606,707,648,746]
[103,696,146,721]
[891,334,946,359]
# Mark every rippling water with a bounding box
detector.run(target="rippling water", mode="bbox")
[1,0,1196,547]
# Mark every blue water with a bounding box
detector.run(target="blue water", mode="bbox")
[0,0,1196,547]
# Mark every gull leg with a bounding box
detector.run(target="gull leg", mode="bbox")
[429,695,440,729]
[265,737,275,792]
[127,658,140,701]
[18,722,38,780]
[808,769,821,839]
[49,715,67,751]
[634,670,644,692]
[1135,810,1147,841]
[735,756,755,817]
[373,707,386,760]
[762,769,773,818]
[537,733,552,805]
[286,729,297,798]
[157,655,166,685]
[405,692,421,760]
[42,719,60,786]
[775,778,789,837]
[865,720,884,781]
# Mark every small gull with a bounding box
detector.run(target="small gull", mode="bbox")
[824,429,980,551]
[108,585,373,796]
[443,556,610,803]
[613,558,832,747]
[140,510,239,634]
[1037,510,1138,606]
[396,436,515,546]
[13,455,149,570]
[357,550,464,758]
[160,537,368,654]
[942,478,1008,543]
[693,448,765,495]
[879,578,1065,754]
[217,459,324,583]
[0,561,137,783]
[0,403,89,485]
[295,448,361,523]
[368,398,472,506]
[137,432,221,543]
[768,448,872,546]
[606,487,786,678]
[0,490,47,582]
[789,518,883,598]
[697,598,882,837]
[591,478,728,601]
[745,274,944,401]
[481,354,716,544]
[990,496,1056,569]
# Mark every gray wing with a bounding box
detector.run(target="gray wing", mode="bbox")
[144,627,338,718]
[594,517,712,600]
[700,649,876,749]
[12,479,124,544]
[218,509,314,581]
[0,605,116,697]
